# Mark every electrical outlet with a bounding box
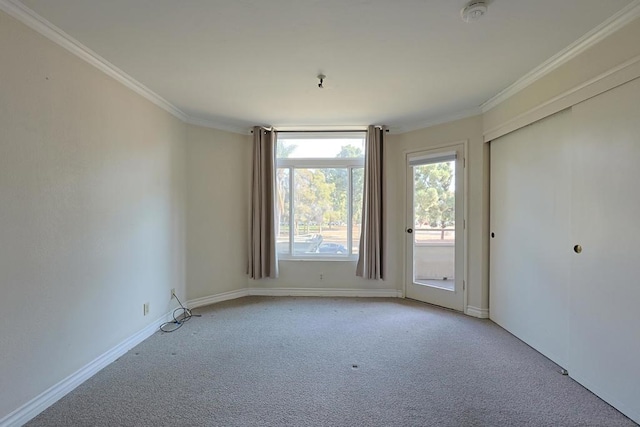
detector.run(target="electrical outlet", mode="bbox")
[170,288,175,299]
[143,302,149,316]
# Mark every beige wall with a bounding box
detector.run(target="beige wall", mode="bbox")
[484,17,640,139]
[188,118,489,313]
[186,125,251,300]
[251,133,402,293]
[391,116,489,314]
[0,11,186,420]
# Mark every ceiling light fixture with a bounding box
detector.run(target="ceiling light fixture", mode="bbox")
[461,1,488,23]
[317,74,326,89]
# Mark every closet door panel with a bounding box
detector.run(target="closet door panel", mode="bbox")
[570,77,640,421]
[490,110,572,367]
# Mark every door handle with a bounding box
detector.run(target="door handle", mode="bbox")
[574,244,582,254]
[407,228,413,234]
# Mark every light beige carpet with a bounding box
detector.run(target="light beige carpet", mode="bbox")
[28,296,635,426]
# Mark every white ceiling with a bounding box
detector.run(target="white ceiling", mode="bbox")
[16,0,636,132]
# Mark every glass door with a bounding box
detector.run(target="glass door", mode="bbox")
[405,145,465,311]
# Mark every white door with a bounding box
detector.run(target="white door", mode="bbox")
[406,145,464,311]
[568,78,640,419]
[489,110,573,367]
[489,79,640,422]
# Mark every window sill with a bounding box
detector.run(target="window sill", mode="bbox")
[278,256,358,262]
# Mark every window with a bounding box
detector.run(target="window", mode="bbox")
[276,132,365,258]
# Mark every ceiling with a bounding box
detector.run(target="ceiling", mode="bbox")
[15,0,636,132]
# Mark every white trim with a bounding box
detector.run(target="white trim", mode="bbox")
[0,311,173,427]
[186,289,250,309]
[183,116,249,135]
[465,305,489,319]
[482,0,640,112]
[248,287,402,298]
[483,53,640,141]
[395,108,481,134]
[0,0,188,122]
[2,0,639,138]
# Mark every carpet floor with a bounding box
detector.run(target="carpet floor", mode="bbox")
[28,296,636,426]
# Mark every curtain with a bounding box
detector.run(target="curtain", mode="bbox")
[356,125,385,279]
[248,127,278,279]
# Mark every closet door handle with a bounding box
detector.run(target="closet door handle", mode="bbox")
[573,245,582,254]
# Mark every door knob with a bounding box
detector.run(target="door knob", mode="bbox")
[573,244,582,254]
[407,228,413,234]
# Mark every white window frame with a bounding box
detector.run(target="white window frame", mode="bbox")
[276,133,365,260]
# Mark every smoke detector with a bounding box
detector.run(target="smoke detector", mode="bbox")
[461,1,488,23]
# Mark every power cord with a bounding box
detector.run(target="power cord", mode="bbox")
[160,292,201,332]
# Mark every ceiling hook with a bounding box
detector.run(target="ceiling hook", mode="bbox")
[317,74,326,89]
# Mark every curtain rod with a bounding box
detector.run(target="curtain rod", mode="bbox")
[251,128,389,134]
[277,130,368,133]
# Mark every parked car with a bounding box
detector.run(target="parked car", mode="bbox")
[317,243,347,254]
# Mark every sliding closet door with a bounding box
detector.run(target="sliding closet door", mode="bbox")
[490,109,572,368]
[569,78,640,419]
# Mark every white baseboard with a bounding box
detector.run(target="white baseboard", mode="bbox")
[0,312,172,427]
[248,287,402,298]
[0,287,398,426]
[465,305,490,318]
[186,289,249,309]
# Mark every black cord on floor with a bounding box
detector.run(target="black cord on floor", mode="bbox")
[160,293,201,332]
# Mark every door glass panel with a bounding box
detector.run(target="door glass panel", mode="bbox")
[412,160,455,291]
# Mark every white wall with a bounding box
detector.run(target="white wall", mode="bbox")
[392,116,489,315]
[186,125,251,300]
[0,10,186,421]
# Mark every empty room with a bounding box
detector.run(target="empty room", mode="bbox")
[1,0,639,425]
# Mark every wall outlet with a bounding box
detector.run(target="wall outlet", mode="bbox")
[170,288,175,299]
[143,302,149,316]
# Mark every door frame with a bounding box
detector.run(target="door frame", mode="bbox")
[402,140,468,313]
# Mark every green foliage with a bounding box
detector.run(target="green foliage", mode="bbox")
[325,145,364,226]
[276,142,365,235]
[294,169,335,233]
[413,162,455,230]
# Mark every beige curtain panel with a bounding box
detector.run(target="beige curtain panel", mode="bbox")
[247,127,278,279]
[356,125,385,279]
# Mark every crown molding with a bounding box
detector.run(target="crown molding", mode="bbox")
[184,116,252,135]
[483,53,640,142]
[4,0,637,137]
[394,107,482,134]
[481,0,640,112]
[0,0,188,122]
